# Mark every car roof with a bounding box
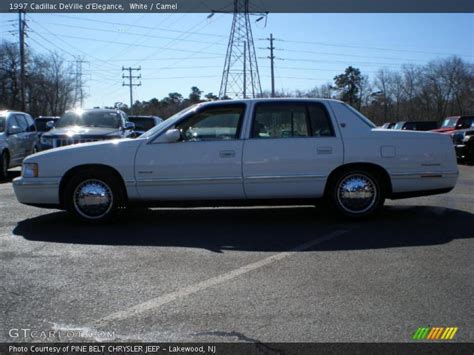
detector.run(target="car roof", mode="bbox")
[201,98,343,105]
[0,110,27,116]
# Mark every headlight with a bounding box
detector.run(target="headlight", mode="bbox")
[40,136,52,145]
[463,135,473,143]
[23,163,38,178]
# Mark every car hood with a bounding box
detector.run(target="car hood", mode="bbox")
[42,126,121,137]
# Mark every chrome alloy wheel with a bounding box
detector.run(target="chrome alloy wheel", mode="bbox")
[73,179,114,219]
[336,174,377,214]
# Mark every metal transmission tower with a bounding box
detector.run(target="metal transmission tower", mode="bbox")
[219,0,263,99]
[73,57,87,108]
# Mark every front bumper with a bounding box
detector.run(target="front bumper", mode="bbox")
[13,177,61,206]
[455,144,473,160]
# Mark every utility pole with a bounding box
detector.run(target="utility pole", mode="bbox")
[267,33,275,97]
[122,66,141,114]
[18,11,26,111]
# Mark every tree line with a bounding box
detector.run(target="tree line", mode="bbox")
[269,56,474,125]
[0,40,77,117]
[1,38,473,125]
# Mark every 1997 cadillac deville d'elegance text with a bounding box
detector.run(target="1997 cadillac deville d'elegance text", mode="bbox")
[13,99,459,222]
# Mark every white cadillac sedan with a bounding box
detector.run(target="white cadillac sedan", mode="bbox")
[13,99,458,222]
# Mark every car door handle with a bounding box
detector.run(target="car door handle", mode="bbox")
[219,150,236,158]
[317,147,333,154]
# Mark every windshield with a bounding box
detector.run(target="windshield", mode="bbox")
[56,111,121,129]
[441,118,457,128]
[129,117,157,132]
[0,117,5,133]
[141,105,199,139]
[394,122,406,129]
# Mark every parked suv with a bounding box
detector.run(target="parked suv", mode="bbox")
[39,108,135,150]
[432,115,474,133]
[393,121,438,131]
[0,110,39,180]
[451,121,474,162]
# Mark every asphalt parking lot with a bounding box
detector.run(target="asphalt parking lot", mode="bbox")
[0,166,473,343]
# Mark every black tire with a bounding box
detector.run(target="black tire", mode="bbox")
[328,169,385,219]
[0,151,9,181]
[63,170,125,223]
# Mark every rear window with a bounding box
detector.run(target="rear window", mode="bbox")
[35,119,50,132]
[0,117,5,133]
[129,117,156,132]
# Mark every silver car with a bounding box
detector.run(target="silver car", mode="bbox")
[0,110,39,180]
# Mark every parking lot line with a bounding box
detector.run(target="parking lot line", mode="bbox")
[98,229,349,324]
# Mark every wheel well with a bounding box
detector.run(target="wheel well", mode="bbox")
[324,163,392,197]
[59,164,128,207]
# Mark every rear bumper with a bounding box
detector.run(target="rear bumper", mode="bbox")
[389,171,458,198]
[13,177,60,206]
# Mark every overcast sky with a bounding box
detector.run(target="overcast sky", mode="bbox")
[1,12,473,108]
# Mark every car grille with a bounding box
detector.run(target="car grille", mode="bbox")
[53,137,103,148]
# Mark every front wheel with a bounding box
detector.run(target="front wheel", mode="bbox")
[64,171,124,223]
[329,170,385,219]
[0,151,9,181]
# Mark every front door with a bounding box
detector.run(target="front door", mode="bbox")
[134,104,247,200]
[243,101,343,199]
[6,116,24,166]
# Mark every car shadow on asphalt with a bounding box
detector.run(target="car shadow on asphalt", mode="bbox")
[12,205,473,252]
[0,171,21,184]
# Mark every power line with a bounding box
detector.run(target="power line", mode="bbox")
[37,21,227,47]
[50,14,228,38]
[32,32,223,55]
[278,39,474,58]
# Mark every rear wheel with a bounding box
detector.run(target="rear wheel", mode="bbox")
[64,170,124,223]
[329,169,385,219]
[0,151,9,181]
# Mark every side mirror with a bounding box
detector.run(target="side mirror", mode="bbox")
[124,122,135,130]
[7,125,22,135]
[156,128,181,143]
[46,121,55,129]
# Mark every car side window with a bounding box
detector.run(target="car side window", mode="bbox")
[7,116,20,133]
[308,104,335,137]
[175,105,244,142]
[252,104,309,139]
[14,115,28,133]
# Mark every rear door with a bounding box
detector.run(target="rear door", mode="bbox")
[23,114,38,155]
[242,101,343,199]
[13,114,31,158]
